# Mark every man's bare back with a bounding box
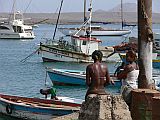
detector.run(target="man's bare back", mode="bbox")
[85,50,114,99]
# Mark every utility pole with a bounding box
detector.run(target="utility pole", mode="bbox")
[138,0,154,89]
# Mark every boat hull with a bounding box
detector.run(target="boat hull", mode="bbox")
[39,43,120,63]
[119,53,160,68]
[0,94,80,120]
[58,28,131,36]
[91,30,131,36]
[153,59,160,68]
[47,68,122,88]
[40,43,92,62]
[0,32,35,39]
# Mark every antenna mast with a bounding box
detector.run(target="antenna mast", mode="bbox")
[53,0,64,40]
[84,0,87,22]
[121,0,124,29]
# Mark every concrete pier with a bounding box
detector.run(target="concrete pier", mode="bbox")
[79,94,132,120]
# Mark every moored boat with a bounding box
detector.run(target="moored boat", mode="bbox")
[0,93,80,120]
[58,26,131,36]
[113,34,160,68]
[0,11,35,39]
[39,35,120,62]
[47,68,122,88]
[38,0,121,63]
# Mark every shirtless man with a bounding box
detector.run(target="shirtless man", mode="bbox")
[85,50,114,100]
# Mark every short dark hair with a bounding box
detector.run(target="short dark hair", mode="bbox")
[92,50,103,61]
[126,50,137,61]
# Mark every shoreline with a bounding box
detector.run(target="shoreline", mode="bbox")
[1,12,160,25]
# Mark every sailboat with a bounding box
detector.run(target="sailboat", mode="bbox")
[39,0,120,62]
[0,0,35,39]
[58,0,131,36]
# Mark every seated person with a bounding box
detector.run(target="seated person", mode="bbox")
[85,50,114,100]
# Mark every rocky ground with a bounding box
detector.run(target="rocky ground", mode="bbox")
[53,112,79,120]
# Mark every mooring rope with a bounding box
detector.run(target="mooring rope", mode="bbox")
[20,47,40,63]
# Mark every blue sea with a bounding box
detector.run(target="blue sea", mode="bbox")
[0,23,160,119]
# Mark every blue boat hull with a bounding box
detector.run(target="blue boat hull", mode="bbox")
[0,94,80,120]
[47,69,122,88]
[48,71,86,86]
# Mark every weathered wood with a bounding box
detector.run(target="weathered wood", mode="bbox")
[131,89,160,120]
[138,0,153,89]
[79,94,132,120]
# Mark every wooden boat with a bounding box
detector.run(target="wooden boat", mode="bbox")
[113,34,160,68]
[119,52,160,68]
[47,68,122,87]
[39,0,121,63]
[0,93,80,120]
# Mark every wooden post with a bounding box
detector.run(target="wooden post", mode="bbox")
[138,0,154,89]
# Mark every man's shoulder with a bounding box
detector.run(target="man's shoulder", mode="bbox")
[87,64,93,68]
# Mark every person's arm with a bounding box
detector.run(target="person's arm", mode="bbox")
[114,67,120,76]
[105,67,113,86]
[117,65,129,79]
[86,66,91,86]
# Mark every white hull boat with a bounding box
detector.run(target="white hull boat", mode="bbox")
[39,36,120,62]
[0,93,80,120]
[39,0,121,63]
[0,11,35,39]
[58,26,131,36]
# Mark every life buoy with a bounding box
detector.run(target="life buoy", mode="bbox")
[6,104,12,114]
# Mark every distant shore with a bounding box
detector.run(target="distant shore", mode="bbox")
[1,12,160,25]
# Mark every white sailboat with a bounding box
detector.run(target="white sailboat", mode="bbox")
[58,26,131,36]
[39,0,120,62]
[0,1,35,39]
[58,0,131,36]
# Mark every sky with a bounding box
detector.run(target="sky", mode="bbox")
[0,0,159,13]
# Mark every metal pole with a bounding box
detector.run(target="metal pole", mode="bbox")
[84,0,87,22]
[138,0,154,89]
[53,0,63,40]
[121,0,123,29]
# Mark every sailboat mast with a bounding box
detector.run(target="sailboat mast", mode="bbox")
[121,0,124,29]
[12,0,16,20]
[87,0,93,54]
[53,0,64,40]
[89,0,92,39]
[84,0,86,22]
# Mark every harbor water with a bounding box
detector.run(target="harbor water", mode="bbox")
[0,24,160,119]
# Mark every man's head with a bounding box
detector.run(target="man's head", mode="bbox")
[92,50,103,61]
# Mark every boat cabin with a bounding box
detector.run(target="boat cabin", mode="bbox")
[71,35,101,55]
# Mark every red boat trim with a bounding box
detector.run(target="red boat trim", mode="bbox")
[72,35,101,42]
